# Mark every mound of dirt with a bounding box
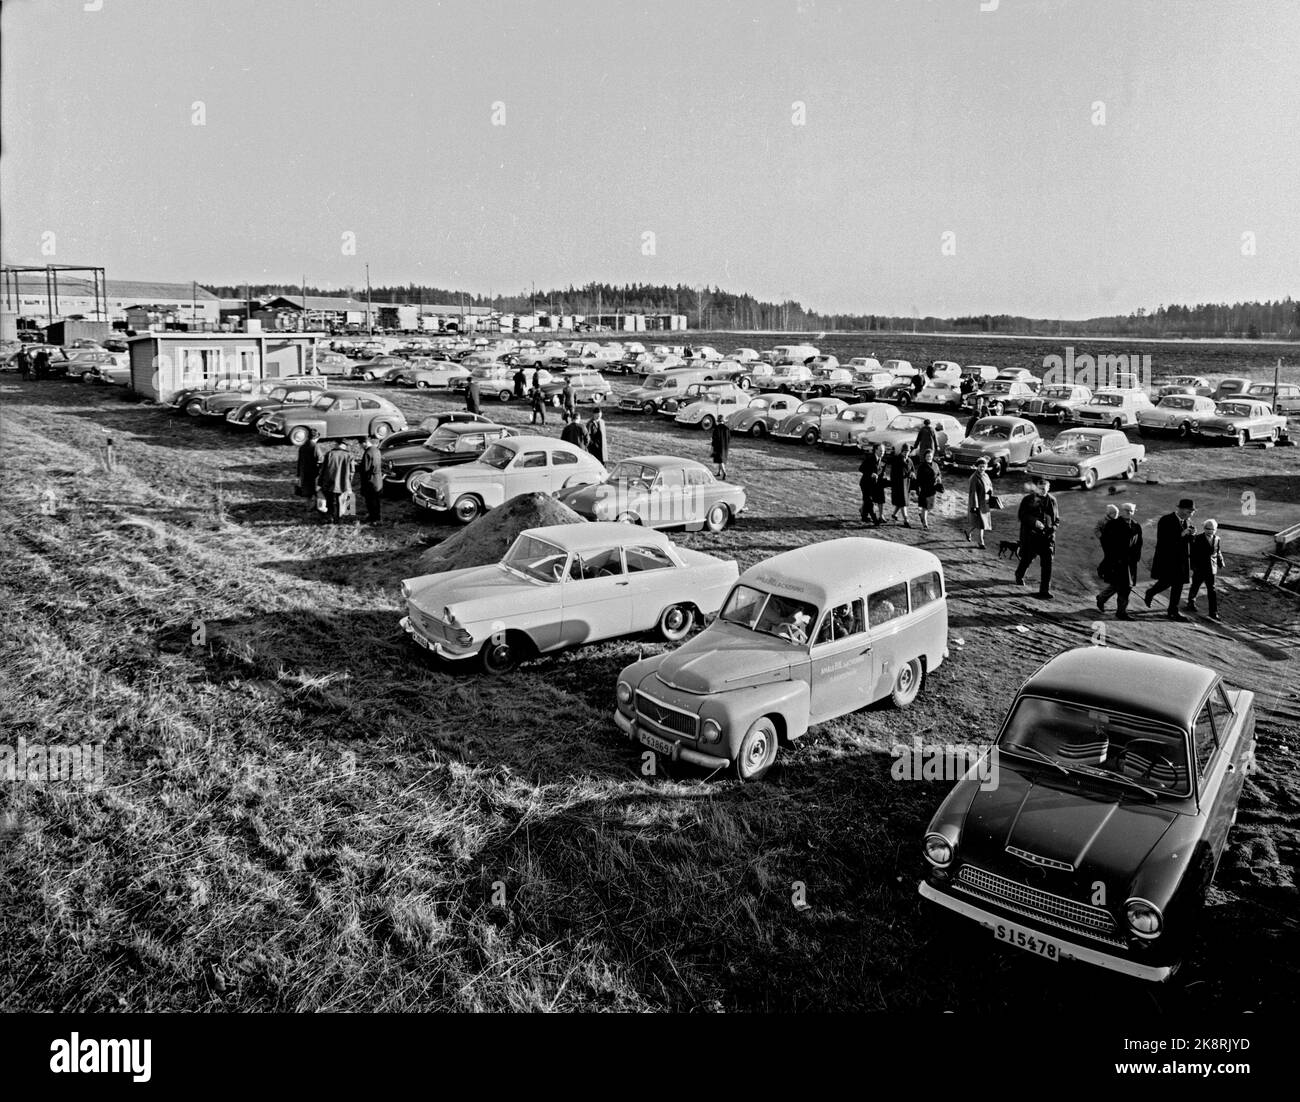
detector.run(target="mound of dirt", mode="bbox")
[414,493,586,574]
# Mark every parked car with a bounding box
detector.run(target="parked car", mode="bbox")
[86,363,131,386]
[1069,388,1155,428]
[994,368,1042,388]
[919,647,1256,982]
[1137,395,1220,438]
[730,348,762,363]
[1026,428,1145,489]
[807,367,857,398]
[882,359,919,385]
[401,524,739,673]
[831,369,896,404]
[925,361,962,385]
[378,412,495,453]
[353,356,410,381]
[185,375,326,418]
[314,351,355,375]
[875,376,926,407]
[381,422,517,495]
[819,403,904,450]
[257,390,408,445]
[771,397,850,445]
[1210,377,1251,402]
[855,412,966,457]
[612,539,948,781]
[1195,399,1289,446]
[226,383,333,430]
[557,456,747,532]
[725,393,801,437]
[541,371,613,407]
[396,363,472,391]
[1156,375,1213,399]
[967,379,1039,415]
[914,380,965,408]
[757,362,815,394]
[769,344,819,365]
[65,350,124,379]
[1019,383,1094,423]
[672,382,749,430]
[961,364,1000,385]
[1245,382,1300,415]
[945,416,1045,476]
[618,367,714,414]
[411,435,606,523]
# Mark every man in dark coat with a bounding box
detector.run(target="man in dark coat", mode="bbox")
[513,367,526,400]
[561,380,576,417]
[560,412,588,449]
[15,346,32,380]
[358,435,385,525]
[1144,498,1196,620]
[888,444,914,526]
[857,443,885,525]
[1187,518,1226,621]
[1014,476,1060,598]
[318,441,356,525]
[586,408,606,464]
[529,386,546,425]
[296,427,323,505]
[710,418,731,479]
[1096,501,1143,619]
[32,347,52,379]
[466,377,482,414]
[531,368,541,390]
[914,419,939,461]
[965,398,989,437]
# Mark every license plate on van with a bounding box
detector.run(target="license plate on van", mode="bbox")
[638,731,675,756]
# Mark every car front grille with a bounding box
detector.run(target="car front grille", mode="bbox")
[634,691,699,739]
[954,864,1126,948]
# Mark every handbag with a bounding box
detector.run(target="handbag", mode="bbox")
[989,493,1005,510]
[315,492,328,513]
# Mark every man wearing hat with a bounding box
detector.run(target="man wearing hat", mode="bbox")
[1144,497,1196,620]
[1014,476,1059,598]
[1096,501,1143,619]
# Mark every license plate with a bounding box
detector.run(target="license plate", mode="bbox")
[993,920,1060,961]
[637,730,675,755]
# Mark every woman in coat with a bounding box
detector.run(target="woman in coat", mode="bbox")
[710,419,731,479]
[914,448,943,530]
[888,443,915,527]
[966,456,993,548]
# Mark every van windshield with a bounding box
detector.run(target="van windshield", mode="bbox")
[720,585,819,646]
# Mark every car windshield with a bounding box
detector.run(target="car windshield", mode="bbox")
[1041,386,1075,399]
[643,376,667,390]
[267,388,288,400]
[998,696,1191,796]
[985,382,1012,394]
[606,461,659,487]
[1050,433,1104,455]
[890,415,924,431]
[972,422,1010,439]
[501,535,568,583]
[746,397,771,409]
[795,402,819,414]
[719,584,820,646]
[1093,394,1123,407]
[1160,396,1195,410]
[477,443,515,470]
[1247,386,1273,396]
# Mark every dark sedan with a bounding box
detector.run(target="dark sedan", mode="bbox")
[381,422,518,495]
[919,647,1255,982]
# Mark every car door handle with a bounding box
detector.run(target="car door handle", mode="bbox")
[615,581,629,586]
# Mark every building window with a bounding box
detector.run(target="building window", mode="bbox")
[178,347,221,387]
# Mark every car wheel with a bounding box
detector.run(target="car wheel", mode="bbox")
[372,421,393,439]
[404,469,430,494]
[704,503,730,532]
[994,457,1008,477]
[480,634,522,675]
[1111,418,1124,430]
[415,380,429,389]
[700,414,716,432]
[1082,468,1099,490]
[642,401,658,414]
[185,399,204,417]
[287,426,310,446]
[749,422,766,437]
[551,396,562,408]
[896,393,911,408]
[890,658,924,708]
[734,717,779,783]
[452,494,483,524]
[1178,420,1192,438]
[800,427,819,446]
[657,603,695,642]
[615,512,641,525]
[1122,460,1137,480]
[363,372,376,381]
[738,377,751,390]
[498,391,512,402]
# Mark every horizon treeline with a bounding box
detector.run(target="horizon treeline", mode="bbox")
[201,281,1299,339]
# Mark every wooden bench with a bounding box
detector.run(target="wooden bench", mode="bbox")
[1262,553,1298,587]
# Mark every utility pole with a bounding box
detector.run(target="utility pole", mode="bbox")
[192,280,198,330]
[365,264,373,336]
[302,274,307,332]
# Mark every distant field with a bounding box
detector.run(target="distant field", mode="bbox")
[1,373,1297,1013]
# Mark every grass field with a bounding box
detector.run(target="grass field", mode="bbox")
[2,337,1298,1012]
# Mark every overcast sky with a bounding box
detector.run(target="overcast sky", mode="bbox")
[3,0,1297,318]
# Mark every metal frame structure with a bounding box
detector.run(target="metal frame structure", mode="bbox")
[1,264,107,322]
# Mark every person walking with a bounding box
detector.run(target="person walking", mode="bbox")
[358,434,385,525]
[15,346,32,380]
[1144,498,1196,620]
[529,385,546,425]
[857,443,885,525]
[914,419,938,461]
[561,379,576,417]
[531,367,541,390]
[888,443,914,526]
[710,417,731,480]
[1187,518,1226,621]
[914,448,943,530]
[586,407,607,465]
[1096,501,1143,619]
[966,456,993,547]
[1014,476,1060,598]
[465,376,482,415]
[296,427,324,506]
[560,411,588,449]
[318,440,356,525]
[513,367,526,400]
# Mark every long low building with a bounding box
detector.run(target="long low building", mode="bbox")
[128,331,324,403]
[4,276,221,327]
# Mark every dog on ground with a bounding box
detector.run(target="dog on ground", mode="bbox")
[998,539,1020,558]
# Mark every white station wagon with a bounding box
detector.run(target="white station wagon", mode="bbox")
[411,435,605,523]
[401,523,739,673]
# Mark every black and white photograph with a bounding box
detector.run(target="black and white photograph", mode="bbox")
[2,0,1297,1082]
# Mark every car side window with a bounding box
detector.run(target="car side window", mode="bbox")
[1193,700,1219,779]
[578,549,624,578]
[909,571,944,609]
[516,451,547,468]
[684,468,711,487]
[360,398,381,409]
[657,467,685,488]
[334,397,359,411]
[867,583,909,628]
[461,434,486,451]
[815,599,867,644]
[624,545,674,573]
[551,451,579,466]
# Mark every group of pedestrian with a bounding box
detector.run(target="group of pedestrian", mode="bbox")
[15,346,52,379]
[856,418,946,528]
[560,408,607,464]
[295,429,385,526]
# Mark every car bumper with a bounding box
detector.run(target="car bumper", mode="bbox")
[612,709,730,770]
[400,616,476,660]
[411,488,449,511]
[1197,424,1237,437]
[917,881,1173,982]
[946,454,992,469]
[257,424,287,440]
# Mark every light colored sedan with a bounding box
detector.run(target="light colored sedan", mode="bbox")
[725,393,801,437]
[855,411,966,456]
[557,455,747,532]
[674,383,749,430]
[1026,427,1145,489]
[915,380,964,408]
[400,523,740,672]
[819,403,902,449]
[1196,400,1290,446]
[399,364,471,391]
[1137,394,1220,438]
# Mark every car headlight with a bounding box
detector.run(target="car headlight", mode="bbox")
[616,681,633,705]
[923,833,953,868]
[400,581,411,599]
[1125,898,1163,939]
[443,607,455,626]
[700,718,723,744]
[1067,466,1079,476]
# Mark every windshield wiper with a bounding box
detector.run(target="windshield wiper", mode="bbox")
[1003,743,1069,775]
[1070,764,1162,799]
